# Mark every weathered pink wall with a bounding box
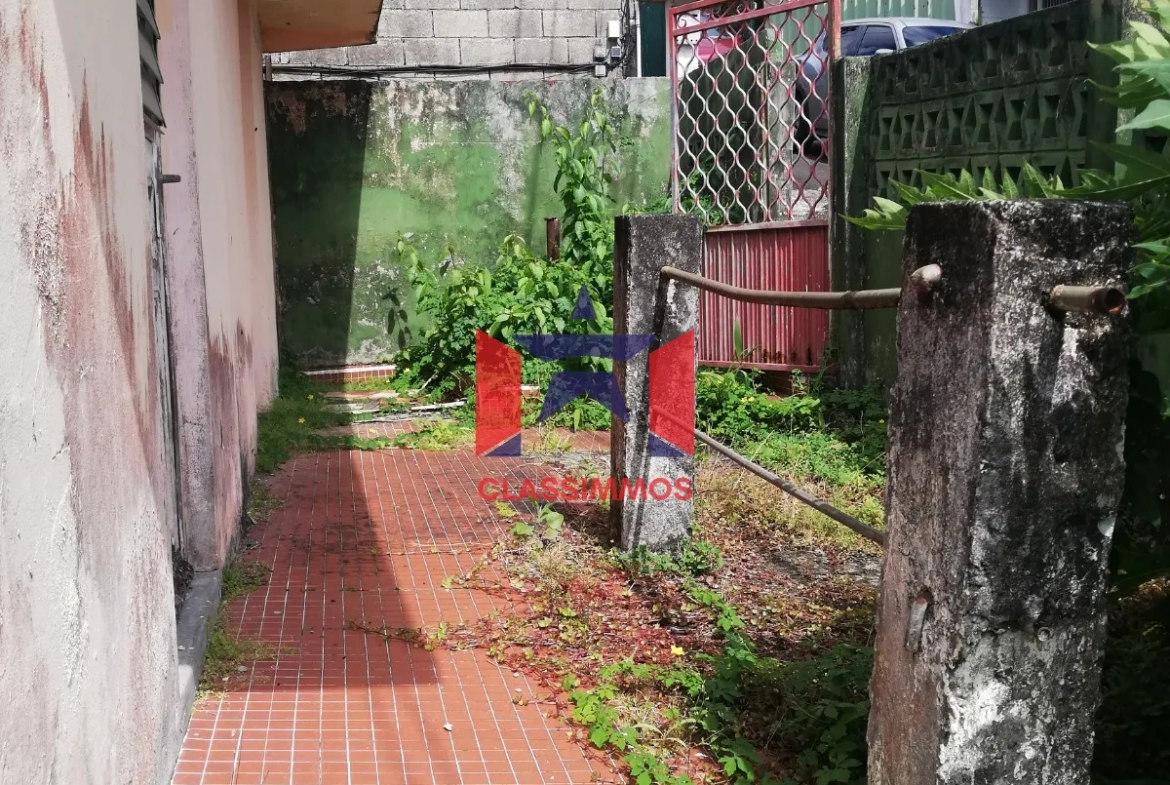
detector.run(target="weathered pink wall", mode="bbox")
[159,0,279,569]
[0,1,182,782]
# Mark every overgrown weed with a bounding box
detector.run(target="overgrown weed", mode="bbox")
[198,561,273,697]
[245,480,282,523]
[391,418,474,451]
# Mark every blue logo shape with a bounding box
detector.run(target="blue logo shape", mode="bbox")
[512,291,652,426]
[572,285,597,321]
[537,371,628,424]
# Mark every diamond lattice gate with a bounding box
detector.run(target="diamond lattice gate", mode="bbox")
[670,0,839,371]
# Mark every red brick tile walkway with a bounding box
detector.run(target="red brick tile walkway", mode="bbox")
[173,448,610,785]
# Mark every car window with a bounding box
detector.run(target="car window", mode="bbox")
[901,25,965,47]
[839,26,865,56]
[855,25,897,56]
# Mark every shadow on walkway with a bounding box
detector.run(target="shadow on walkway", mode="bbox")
[172,446,609,785]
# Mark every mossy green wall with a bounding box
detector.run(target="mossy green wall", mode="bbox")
[265,78,672,368]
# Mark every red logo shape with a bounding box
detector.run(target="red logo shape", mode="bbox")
[475,330,522,456]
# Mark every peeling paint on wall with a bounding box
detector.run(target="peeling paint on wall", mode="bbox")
[266,77,672,367]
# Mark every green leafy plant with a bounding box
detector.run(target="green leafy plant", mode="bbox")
[390,419,473,451]
[615,539,725,578]
[392,89,623,399]
[529,87,619,294]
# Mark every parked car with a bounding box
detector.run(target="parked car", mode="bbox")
[795,18,972,153]
[675,9,749,78]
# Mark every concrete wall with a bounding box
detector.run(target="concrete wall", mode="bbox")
[0,1,183,783]
[832,0,1108,390]
[0,0,282,779]
[265,76,672,367]
[276,0,627,78]
[841,0,972,21]
[158,0,279,570]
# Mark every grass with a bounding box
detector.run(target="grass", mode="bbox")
[256,371,351,473]
[695,432,885,552]
[246,480,283,522]
[199,622,273,693]
[221,561,270,602]
[391,418,474,450]
[530,423,575,454]
[197,562,273,697]
[256,370,475,475]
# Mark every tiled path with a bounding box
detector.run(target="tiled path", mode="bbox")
[173,446,610,785]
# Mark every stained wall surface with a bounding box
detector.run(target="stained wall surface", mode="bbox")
[0,1,184,782]
[159,0,279,569]
[266,77,672,367]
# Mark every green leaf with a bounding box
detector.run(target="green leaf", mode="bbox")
[889,179,928,205]
[1001,172,1020,199]
[1119,99,1170,131]
[1021,163,1058,197]
[1063,173,1170,201]
[981,167,997,192]
[1097,142,1170,178]
[919,170,976,200]
[1134,240,1170,254]
[1132,19,1170,51]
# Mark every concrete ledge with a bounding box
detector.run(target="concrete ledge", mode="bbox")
[176,570,222,726]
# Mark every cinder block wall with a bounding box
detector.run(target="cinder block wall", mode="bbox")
[277,0,627,78]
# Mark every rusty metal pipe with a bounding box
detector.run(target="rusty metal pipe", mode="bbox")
[910,263,942,295]
[695,428,886,547]
[545,217,561,260]
[1049,284,1127,315]
[660,265,903,310]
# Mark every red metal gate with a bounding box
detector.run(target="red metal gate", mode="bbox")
[669,0,839,371]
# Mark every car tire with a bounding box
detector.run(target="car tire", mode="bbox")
[794,114,822,159]
[792,87,823,159]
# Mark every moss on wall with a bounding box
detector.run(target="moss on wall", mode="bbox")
[265,78,672,367]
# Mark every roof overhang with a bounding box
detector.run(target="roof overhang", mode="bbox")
[258,0,382,53]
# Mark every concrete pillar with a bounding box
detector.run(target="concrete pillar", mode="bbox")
[828,56,875,389]
[611,214,703,553]
[869,200,1132,785]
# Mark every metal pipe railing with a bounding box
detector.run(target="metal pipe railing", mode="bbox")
[661,266,902,309]
[694,428,887,546]
[651,262,1124,548]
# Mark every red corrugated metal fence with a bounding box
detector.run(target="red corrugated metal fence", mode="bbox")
[669,0,838,371]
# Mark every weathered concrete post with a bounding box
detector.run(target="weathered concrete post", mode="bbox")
[611,214,703,553]
[869,200,1132,784]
